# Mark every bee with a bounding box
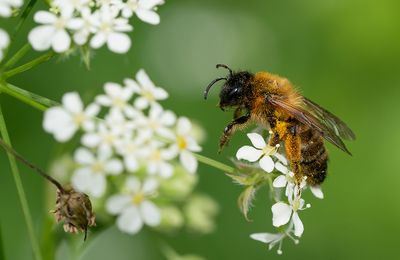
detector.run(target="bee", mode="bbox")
[204,64,355,185]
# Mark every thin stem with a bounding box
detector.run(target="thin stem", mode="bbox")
[3,44,32,69]
[13,0,38,39]
[0,137,65,192]
[3,51,55,79]
[194,153,235,174]
[0,83,58,111]
[0,104,43,260]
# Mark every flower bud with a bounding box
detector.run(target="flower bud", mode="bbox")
[52,186,96,240]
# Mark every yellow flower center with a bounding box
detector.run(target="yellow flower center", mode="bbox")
[151,149,161,161]
[73,113,86,125]
[91,162,104,173]
[112,97,125,108]
[177,136,187,150]
[132,192,144,205]
[142,90,154,101]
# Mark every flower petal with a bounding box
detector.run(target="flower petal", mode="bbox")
[51,29,70,53]
[89,174,106,198]
[136,69,154,88]
[107,32,131,53]
[62,92,83,113]
[34,11,57,24]
[180,150,197,174]
[74,147,95,165]
[28,25,55,51]
[117,206,143,234]
[247,133,266,149]
[272,175,287,188]
[259,155,274,173]
[310,185,324,199]
[140,201,160,226]
[250,232,283,244]
[177,117,191,135]
[292,212,304,237]
[106,195,131,215]
[142,178,158,194]
[236,146,262,162]
[271,202,292,227]
[275,162,288,174]
[126,177,141,193]
[105,159,123,175]
[136,9,160,25]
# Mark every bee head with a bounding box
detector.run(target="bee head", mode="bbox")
[204,64,253,110]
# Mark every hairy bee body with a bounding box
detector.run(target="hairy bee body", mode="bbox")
[204,65,354,186]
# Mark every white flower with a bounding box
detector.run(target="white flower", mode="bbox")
[81,122,121,153]
[236,133,280,173]
[114,133,147,172]
[71,147,123,197]
[53,0,91,12]
[0,0,23,18]
[96,82,137,116]
[120,0,164,24]
[271,194,310,237]
[143,141,175,178]
[272,162,296,197]
[136,103,176,139]
[168,117,202,174]
[90,6,132,53]
[28,8,82,52]
[106,177,161,234]
[0,28,10,61]
[125,69,168,109]
[72,7,97,45]
[43,92,99,142]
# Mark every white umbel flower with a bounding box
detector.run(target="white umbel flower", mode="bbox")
[106,177,161,234]
[90,6,132,53]
[125,69,168,109]
[0,28,10,61]
[43,92,100,142]
[168,117,202,174]
[0,0,23,18]
[96,82,137,116]
[72,147,123,198]
[120,0,164,24]
[143,141,175,178]
[28,8,83,52]
[236,133,280,173]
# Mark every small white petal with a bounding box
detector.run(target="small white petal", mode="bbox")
[107,32,131,53]
[250,233,282,244]
[28,25,55,51]
[85,103,100,117]
[43,107,71,132]
[136,69,154,88]
[142,178,158,194]
[159,162,173,178]
[105,159,123,175]
[136,9,160,25]
[134,96,149,109]
[310,185,324,199]
[81,133,101,148]
[153,87,168,100]
[272,175,287,188]
[54,124,77,142]
[117,207,143,234]
[236,146,263,162]
[274,152,288,165]
[71,168,92,192]
[140,0,164,9]
[34,11,57,24]
[62,92,83,113]
[292,212,304,237]
[259,155,274,173]
[140,201,161,226]
[124,155,139,172]
[90,32,106,49]
[51,30,70,53]
[180,150,197,174]
[247,133,267,149]
[126,177,141,193]
[106,195,131,215]
[271,202,292,227]
[275,162,288,174]
[89,174,106,197]
[74,148,95,165]
[177,117,191,135]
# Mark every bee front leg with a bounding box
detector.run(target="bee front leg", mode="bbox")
[219,112,251,152]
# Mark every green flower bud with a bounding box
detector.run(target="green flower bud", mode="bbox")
[183,194,219,234]
[157,206,184,233]
[159,165,198,200]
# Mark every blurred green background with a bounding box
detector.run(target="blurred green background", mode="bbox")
[1,0,400,259]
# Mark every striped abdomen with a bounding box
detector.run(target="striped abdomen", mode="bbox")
[298,126,328,185]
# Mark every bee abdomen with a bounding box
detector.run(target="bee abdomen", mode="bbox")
[299,127,328,185]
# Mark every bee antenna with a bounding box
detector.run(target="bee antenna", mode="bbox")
[216,64,233,77]
[204,77,227,100]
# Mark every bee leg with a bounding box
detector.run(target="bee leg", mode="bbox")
[219,113,251,152]
[284,125,303,184]
[268,131,281,147]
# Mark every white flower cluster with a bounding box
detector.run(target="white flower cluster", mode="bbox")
[43,69,208,235]
[28,0,164,53]
[235,132,324,255]
[0,0,23,18]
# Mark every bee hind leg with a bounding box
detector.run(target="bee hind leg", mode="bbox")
[219,112,250,152]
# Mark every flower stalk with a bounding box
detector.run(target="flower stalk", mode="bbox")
[3,43,32,69]
[0,104,43,260]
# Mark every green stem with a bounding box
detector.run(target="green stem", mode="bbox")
[3,44,32,69]
[3,51,55,79]
[0,83,58,111]
[14,0,38,39]
[194,153,235,174]
[0,105,43,260]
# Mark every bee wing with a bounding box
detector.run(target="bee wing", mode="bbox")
[268,96,353,155]
[303,97,356,141]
